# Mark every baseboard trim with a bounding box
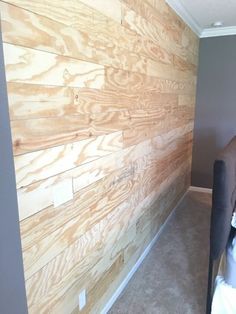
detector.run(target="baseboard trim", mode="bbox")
[189,186,212,194]
[101,190,188,314]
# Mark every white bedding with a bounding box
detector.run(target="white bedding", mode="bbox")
[211,276,236,314]
[211,235,236,314]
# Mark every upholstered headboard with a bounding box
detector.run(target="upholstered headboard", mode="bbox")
[211,136,236,260]
[206,136,236,314]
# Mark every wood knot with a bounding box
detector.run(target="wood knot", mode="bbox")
[15,139,21,147]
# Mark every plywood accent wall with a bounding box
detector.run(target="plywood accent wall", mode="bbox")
[1,0,199,312]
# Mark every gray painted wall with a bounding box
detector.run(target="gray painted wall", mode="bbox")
[0,31,28,313]
[192,35,236,188]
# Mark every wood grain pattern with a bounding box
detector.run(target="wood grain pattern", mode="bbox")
[21,132,191,280]
[79,0,122,23]
[122,0,183,44]
[8,83,179,119]
[7,83,134,119]
[19,126,189,246]
[1,0,175,68]
[1,2,147,74]
[4,43,105,88]
[17,139,152,220]
[121,3,198,66]
[11,111,130,154]
[105,67,197,94]
[1,0,199,312]
[24,162,190,313]
[124,0,185,40]
[14,131,123,187]
[147,58,196,80]
[2,0,97,31]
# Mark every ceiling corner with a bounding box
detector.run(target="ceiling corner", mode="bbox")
[165,0,202,37]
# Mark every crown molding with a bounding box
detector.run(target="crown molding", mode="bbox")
[165,0,236,38]
[200,26,236,38]
[165,0,202,36]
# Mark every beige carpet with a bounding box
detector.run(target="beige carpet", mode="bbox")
[109,191,212,314]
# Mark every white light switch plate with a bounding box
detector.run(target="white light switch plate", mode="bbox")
[53,178,73,207]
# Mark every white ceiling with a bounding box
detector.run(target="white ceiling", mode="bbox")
[166,0,236,38]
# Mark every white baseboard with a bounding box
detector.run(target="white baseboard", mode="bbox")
[101,190,188,314]
[189,186,212,194]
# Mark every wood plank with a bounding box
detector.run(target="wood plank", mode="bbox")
[3,43,105,88]
[1,2,147,74]
[14,131,123,188]
[135,36,174,64]
[105,67,197,94]
[147,58,196,80]
[178,94,196,107]
[139,91,178,108]
[79,0,122,23]
[7,82,178,120]
[123,107,193,147]
[181,25,199,56]
[128,108,167,134]
[11,110,130,155]
[7,83,136,119]
[173,54,197,73]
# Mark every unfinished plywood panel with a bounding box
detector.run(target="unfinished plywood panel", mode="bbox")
[1,0,199,313]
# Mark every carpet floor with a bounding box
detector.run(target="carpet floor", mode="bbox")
[109,191,212,314]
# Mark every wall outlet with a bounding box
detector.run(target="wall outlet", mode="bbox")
[79,289,86,311]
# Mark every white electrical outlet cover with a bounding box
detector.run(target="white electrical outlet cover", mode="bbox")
[79,289,86,310]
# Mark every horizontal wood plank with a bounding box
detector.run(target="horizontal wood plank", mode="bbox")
[8,82,180,120]
[105,67,197,94]
[14,131,123,187]
[4,43,105,88]
[11,111,130,154]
